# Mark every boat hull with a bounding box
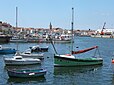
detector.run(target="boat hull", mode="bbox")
[54,54,103,67]
[53,40,72,43]
[5,59,41,66]
[7,69,47,78]
[0,49,16,54]
[31,48,48,52]
[20,53,44,59]
[30,46,48,52]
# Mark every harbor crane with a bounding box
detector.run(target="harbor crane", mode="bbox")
[100,22,106,35]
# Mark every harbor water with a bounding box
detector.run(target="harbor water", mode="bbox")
[0,37,114,85]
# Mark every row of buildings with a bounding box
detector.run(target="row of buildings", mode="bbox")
[0,21,114,39]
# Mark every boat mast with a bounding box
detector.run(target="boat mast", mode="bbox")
[71,7,74,54]
[16,7,18,51]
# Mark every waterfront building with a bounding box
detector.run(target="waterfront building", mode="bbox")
[95,28,114,35]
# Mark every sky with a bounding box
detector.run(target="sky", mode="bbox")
[0,0,114,30]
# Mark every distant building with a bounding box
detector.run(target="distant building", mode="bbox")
[95,28,114,35]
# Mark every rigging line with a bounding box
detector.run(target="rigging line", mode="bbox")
[49,36,58,54]
[94,48,101,58]
[97,48,101,57]
[94,48,97,57]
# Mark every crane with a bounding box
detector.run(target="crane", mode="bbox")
[100,22,106,35]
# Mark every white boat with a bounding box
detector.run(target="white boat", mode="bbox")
[15,49,44,59]
[20,52,44,59]
[4,56,41,66]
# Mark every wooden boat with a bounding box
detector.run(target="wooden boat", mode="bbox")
[4,55,41,66]
[7,69,47,78]
[51,8,103,67]
[15,49,44,59]
[0,45,16,54]
[30,45,48,52]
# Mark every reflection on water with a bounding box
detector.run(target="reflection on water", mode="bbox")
[112,75,114,84]
[5,64,42,70]
[54,65,102,76]
[54,65,103,85]
[8,76,46,84]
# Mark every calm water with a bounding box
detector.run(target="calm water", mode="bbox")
[0,37,114,85]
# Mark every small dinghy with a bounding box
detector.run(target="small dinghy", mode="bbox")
[7,68,47,78]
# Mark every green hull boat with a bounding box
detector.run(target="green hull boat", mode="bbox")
[54,54,103,67]
[51,8,103,67]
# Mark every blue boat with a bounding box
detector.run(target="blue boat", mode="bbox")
[0,45,16,54]
[7,69,47,78]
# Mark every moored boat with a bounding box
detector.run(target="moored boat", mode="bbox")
[15,49,44,59]
[0,45,16,54]
[30,45,48,52]
[51,8,103,67]
[54,54,103,67]
[20,52,44,59]
[4,55,41,66]
[7,68,47,78]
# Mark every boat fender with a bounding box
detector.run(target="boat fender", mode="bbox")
[112,59,114,63]
[29,73,35,75]
[65,54,71,56]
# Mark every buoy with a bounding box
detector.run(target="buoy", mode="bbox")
[112,59,114,63]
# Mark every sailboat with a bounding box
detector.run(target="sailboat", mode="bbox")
[4,7,42,66]
[51,8,103,67]
[14,7,44,59]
